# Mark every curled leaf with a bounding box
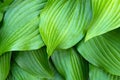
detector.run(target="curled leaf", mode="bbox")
[77,28,120,76]
[0,0,47,55]
[85,0,120,41]
[39,0,92,56]
[51,48,88,80]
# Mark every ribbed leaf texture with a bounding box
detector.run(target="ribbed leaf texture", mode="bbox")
[39,0,92,56]
[77,28,120,76]
[0,0,120,80]
[51,48,88,80]
[0,0,46,55]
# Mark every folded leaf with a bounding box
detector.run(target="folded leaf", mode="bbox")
[77,28,120,76]
[85,0,120,41]
[0,52,11,80]
[89,64,120,80]
[39,0,92,56]
[0,0,47,55]
[15,47,54,78]
[51,48,88,80]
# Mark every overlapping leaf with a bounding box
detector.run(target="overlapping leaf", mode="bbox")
[77,28,120,76]
[0,0,13,22]
[0,52,11,80]
[7,63,46,80]
[0,0,47,55]
[85,0,120,41]
[51,48,88,80]
[89,64,120,80]
[15,47,54,78]
[39,0,92,56]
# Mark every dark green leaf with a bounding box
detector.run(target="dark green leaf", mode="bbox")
[89,64,120,80]
[15,47,54,78]
[51,48,88,80]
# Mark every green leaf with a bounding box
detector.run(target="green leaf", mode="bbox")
[0,12,3,22]
[89,64,120,80]
[0,52,11,80]
[51,48,88,80]
[77,28,120,76]
[0,0,13,22]
[39,0,92,56]
[15,47,54,78]
[0,0,46,55]
[8,63,46,80]
[85,0,120,41]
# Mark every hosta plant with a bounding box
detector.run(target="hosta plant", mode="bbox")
[0,0,120,80]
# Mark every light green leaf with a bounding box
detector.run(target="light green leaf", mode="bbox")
[89,64,120,80]
[0,52,11,80]
[85,0,120,41]
[0,0,47,55]
[51,48,88,80]
[15,47,54,78]
[39,0,92,56]
[8,63,46,80]
[77,28,120,76]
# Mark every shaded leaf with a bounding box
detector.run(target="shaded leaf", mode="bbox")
[7,63,46,80]
[51,48,88,80]
[85,0,120,41]
[0,0,13,22]
[15,47,54,78]
[0,0,47,55]
[0,12,3,22]
[89,64,120,80]
[39,0,92,56]
[0,52,11,80]
[77,28,120,76]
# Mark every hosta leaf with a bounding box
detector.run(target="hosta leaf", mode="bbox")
[8,63,64,80]
[51,48,88,80]
[77,28,120,76]
[0,12,3,22]
[39,0,92,56]
[0,52,11,80]
[0,0,47,55]
[0,0,13,22]
[89,64,120,80]
[15,47,54,78]
[8,63,46,80]
[85,0,120,41]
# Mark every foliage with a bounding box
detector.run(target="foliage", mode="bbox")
[0,0,120,80]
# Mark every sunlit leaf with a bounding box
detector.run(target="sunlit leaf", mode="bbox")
[77,28,120,76]
[89,64,120,80]
[0,0,46,55]
[39,0,92,56]
[0,52,11,80]
[85,0,120,41]
[51,48,88,80]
